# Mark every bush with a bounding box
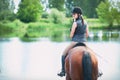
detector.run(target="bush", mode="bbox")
[0,11,16,21]
[0,19,27,37]
[26,22,49,37]
[0,21,13,37]
[41,12,49,18]
[39,18,50,23]
[49,8,65,24]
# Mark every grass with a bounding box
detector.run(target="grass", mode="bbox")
[0,18,119,38]
[86,18,108,29]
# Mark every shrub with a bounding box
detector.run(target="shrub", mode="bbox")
[0,19,27,37]
[49,8,65,24]
[0,22,13,37]
[41,12,49,18]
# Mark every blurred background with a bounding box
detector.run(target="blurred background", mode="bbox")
[0,0,120,80]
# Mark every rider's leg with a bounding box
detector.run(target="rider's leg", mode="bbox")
[57,55,66,77]
[57,42,77,77]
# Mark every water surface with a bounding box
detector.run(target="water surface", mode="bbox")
[0,30,120,80]
[0,37,120,80]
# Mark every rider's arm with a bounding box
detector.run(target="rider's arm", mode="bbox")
[86,23,89,38]
[70,22,77,38]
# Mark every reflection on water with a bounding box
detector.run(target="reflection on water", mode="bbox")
[88,30,120,42]
[0,30,120,42]
[49,30,120,42]
[0,30,120,80]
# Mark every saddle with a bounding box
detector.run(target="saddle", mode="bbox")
[73,42,86,48]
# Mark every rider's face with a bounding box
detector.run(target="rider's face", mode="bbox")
[72,13,79,20]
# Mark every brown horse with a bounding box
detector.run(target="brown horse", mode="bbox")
[65,43,98,80]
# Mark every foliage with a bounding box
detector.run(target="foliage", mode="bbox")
[0,19,27,37]
[0,21,13,37]
[112,1,120,25]
[65,0,105,18]
[49,8,65,24]
[0,17,119,39]
[0,0,15,21]
[41,12,49,18]
[26,22,46,37]
[96,0,120,26]
[65,0,73,17]
[49,0,64,11]
[17,0,43,23]
[86,18,108,29]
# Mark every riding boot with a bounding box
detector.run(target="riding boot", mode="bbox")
[57,55,66,77]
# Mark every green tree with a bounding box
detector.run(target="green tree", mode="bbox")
[65,0,74,17]
[49,0,64,11]
[112,1,120,25]
[96,0,120,26]
[17,0,43,23]
[0,0,15,21]
[65,0,105,18]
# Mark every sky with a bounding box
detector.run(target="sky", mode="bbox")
[13,0,20,13]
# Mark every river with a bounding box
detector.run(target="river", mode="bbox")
[0,30,120,80]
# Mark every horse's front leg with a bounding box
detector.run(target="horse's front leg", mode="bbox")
[66,74,71,80]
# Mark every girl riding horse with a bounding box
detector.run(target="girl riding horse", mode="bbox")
[58,7,89,77]
[57,7,102,78]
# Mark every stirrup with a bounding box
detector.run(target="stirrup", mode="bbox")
[57,71,65,77]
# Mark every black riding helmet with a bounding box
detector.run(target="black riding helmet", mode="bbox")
[72,7,82,15]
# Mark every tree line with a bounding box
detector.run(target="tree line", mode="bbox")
[45,0,105,18]
[0,0,120,26]
[0,0,15,20]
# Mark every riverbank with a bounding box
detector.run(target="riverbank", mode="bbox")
[0,18,119,38]
[86,18,120,30]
